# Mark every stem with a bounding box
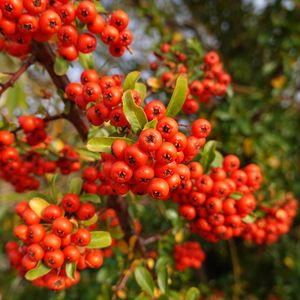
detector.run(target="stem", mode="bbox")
[31,41,89,141]
[0,56,35,96]
[228,239,242,300]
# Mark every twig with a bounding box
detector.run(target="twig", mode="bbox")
[228,239,242,300]
[0,56,35,96]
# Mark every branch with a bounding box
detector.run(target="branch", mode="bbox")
[0,56,35,96]
[31,42,89,141]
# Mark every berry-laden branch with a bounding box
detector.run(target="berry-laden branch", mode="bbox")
[31,41,89,141]
[0,56,35,96]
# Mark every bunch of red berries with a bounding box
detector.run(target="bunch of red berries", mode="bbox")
[175,155,263,242]
[6,194,111,290]
[173,241,206,271]
[150,41,231,114]
[0,0,132,59]
[0,125,80,192]
[19,115,47,146]
[87,115,211,199]
[242,194,298,245]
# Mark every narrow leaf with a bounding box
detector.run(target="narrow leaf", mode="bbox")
[87,136,133,153]
[123,71,141,90]
[199,140,217,172]
[50,174,59,200]
[157,268,168,294]
[66,262,76,280]
[185,287,200,300]
[69,177,83,195]
[80,193,101,204]
[54,56,70,76]
[134,82,147,100]
[79,52,94,69]
[29,197,50,217]
[86,231,112,249]
[80,213,98,226]
[143,119,158,130]
[122,90,147,133]
[166,75,188,117]
[25,262,51,281]
[229,192,243,200]
[134,266,155,297]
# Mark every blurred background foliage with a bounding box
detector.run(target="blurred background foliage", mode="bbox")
[1,0,300,299]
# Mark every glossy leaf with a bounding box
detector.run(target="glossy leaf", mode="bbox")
[86,231,112,249]
[143,119,158,130]
[134,82,147,100]
[185,287,200,300]
[69,177,83,195]
[123,71,141,90]
[80,193,101,204]
[122,90,148,133]
[66,262,76,280]
[29,197,50,217]
[87,136,134,153]
[25,262,51,281]
[54,56,70,76]
[157,267,168,294]
[134,266,155,297]
[166,75,188,117]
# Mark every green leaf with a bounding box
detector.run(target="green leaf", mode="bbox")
[50,174,59,200]
[86,231,112,249]
[166,75,188,118]
[25,262,51,281]
[80,213,98,226]
[29,197,50,217]
[66,262,76,280]
[157,268,168,294]
[229,192,243,200]
[123,71,141,90]
[243,215,256,224]
[69,177,83,195]
[94,1,107,13]
[6,80,28,116]
[76,148,100,161]
[226,85,234,98]
[134,82,147,100]
[54,56,70,76]
[80,193,101,204]
[26,191,52,203]
[165,209,178,221]
[199,140,217,172]
[134,266,155,297]
[156,257,172,272]
[211,150,223,168]
[185,287,201,300]
[87,136,134,153]
[79,52,94,69]
[143,119,158,130]
[122,90,148,133]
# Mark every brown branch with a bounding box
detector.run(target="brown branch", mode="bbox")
[31,41,89,141]
[0,56,35,96]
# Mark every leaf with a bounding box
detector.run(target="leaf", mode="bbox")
[122,90,148,133]
[134,266,155,297]
[185,287,201,300]
[6,80,28,116]
[165,209,178,221]
[76,148,100,161]
[86,231,112,249]
[229,192,243,200]
[134,82,147,100]
[211,150,223,168]
[66,262,76,280]
[26,192,52,203]
[135,295,152,300]
[143,119,158,130]
[25,262,51,281]
[79,52,94,69]
[80,213,98,226]
[123,71,141,90]
[54,56,70,76]
[243,215,256,224]
[49,174,59,200]
[29,197,50,217]
[226,85,234,98]
[80,193,101,204]
[87,136,134,153]
[69,177,83,195]
[166,75,188,118]
[156,257,172,272]
[199,140,217,173]
[157,268,168,294]
[94,1,107,13]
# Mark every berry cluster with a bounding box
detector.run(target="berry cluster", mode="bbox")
[6,194,109,290]
[173,241,205,271]
[150,41,231,114]
[87,116,211,199]
[176,155,263,242]
[242,194,298,245]
[66,70,135,128]
[0,127,80,192]
[0,0,132,59]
